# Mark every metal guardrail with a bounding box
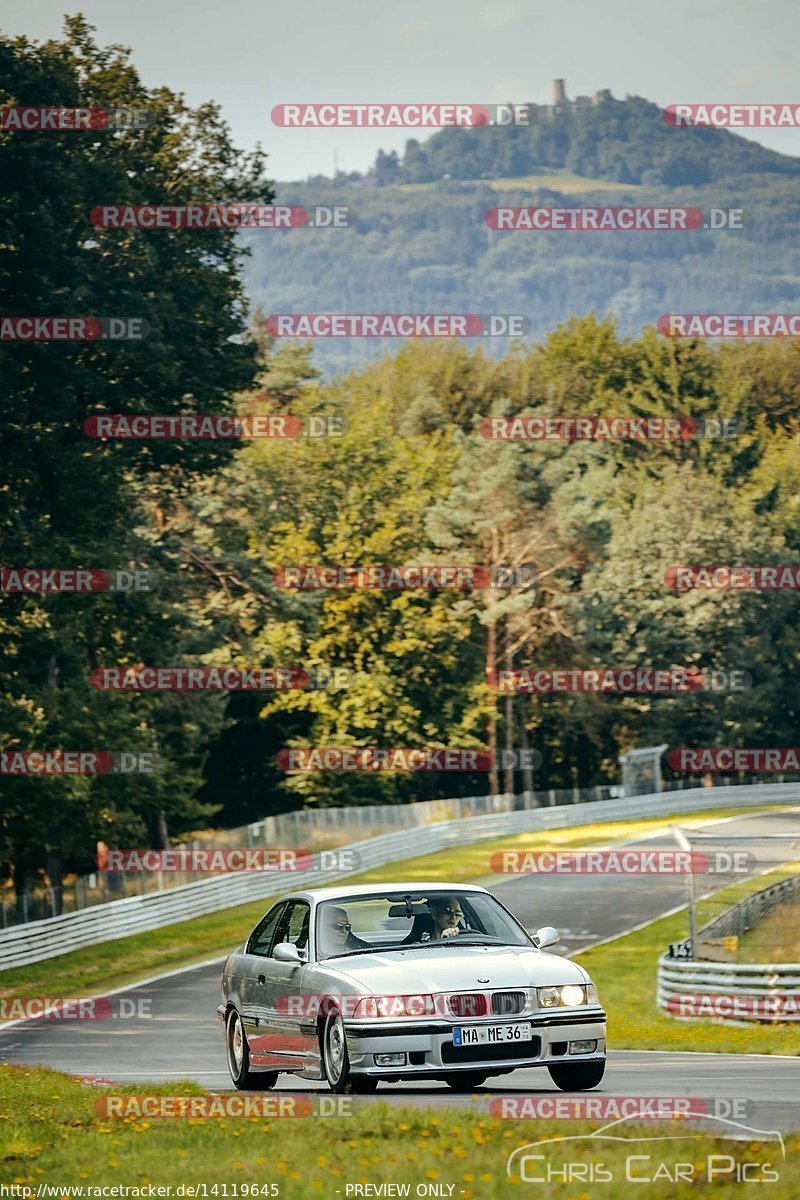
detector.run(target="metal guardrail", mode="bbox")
[1,785,620,927]
[1,782,795,972]
[657,958,800,1022]
[7,773,797,928]
[658,873,800,1022]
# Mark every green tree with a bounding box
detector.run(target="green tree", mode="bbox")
[0,16,270,905]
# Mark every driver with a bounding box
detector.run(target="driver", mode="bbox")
[319,904,369,956]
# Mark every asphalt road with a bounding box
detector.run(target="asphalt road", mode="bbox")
[491,806,800,954]
[2,807,799,1128]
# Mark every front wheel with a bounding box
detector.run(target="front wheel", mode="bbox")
[547,1059,606,1091]
[226,1008,279,1091]
[444,1073,488,1091]
[320,1011,382,1094]
[321,1010,353,1093]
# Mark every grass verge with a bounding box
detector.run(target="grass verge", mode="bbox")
[1,1064,796,1195]
[0,805,787,1006]
[1,804,782,1006]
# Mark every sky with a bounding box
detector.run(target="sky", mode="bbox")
[3,0,800,180]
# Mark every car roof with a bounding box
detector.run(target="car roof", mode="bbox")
[277,882,492,903]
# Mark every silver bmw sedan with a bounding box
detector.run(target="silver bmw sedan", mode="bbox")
[218,883,606,1093]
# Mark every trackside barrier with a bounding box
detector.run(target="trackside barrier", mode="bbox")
[1,783,796,971]
[4,786,620,925]
[657,956,800,1022]
[7,775,798,925]
[657,873,800,1022]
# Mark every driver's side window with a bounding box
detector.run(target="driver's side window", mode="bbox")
[273,900,310,955]
[247,903,285,958]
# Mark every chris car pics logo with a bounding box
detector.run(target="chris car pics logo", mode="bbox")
[506,1114,784,1184]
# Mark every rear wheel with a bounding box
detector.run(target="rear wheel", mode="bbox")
[444,1073,488,1091]
[226,1008,279,1091]
[547,1059,606,1091]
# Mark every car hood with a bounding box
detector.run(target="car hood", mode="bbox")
[324,944,590,992]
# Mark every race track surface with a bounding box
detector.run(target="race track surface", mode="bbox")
[2,807,799,1128]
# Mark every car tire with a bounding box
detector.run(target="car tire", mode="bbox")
[320,1009,351,1093]
[321,1009,360,1093]
[443,1073,488,1091]
[226,1008,279,1091]
[547,1058,606,1091]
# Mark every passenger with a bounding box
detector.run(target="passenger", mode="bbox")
[428,895,464,940]
[402,895,464,943]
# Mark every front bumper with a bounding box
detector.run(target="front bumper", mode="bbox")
[341,1008,607,1077]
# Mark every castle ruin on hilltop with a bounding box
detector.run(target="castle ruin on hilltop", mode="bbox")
[528,80,613,118]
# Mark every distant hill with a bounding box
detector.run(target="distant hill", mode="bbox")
[246,92,800,375]
[316,90,800,189]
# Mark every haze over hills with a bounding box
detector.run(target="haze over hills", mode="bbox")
[245,82,800,375]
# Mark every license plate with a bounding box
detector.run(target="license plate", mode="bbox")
[452,1022,532,1047]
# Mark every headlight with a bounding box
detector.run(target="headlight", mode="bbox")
[560,984,586,1007]
[586,983,600,1004]
[537,984,587,1008]
[353,994,436,1018]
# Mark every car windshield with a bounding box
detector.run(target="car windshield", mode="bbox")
[315,891,532,960]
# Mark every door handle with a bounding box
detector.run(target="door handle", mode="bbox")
[258,974,266,984]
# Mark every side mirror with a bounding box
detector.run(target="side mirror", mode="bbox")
[273,942,303,963]
[532,926,559,949]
